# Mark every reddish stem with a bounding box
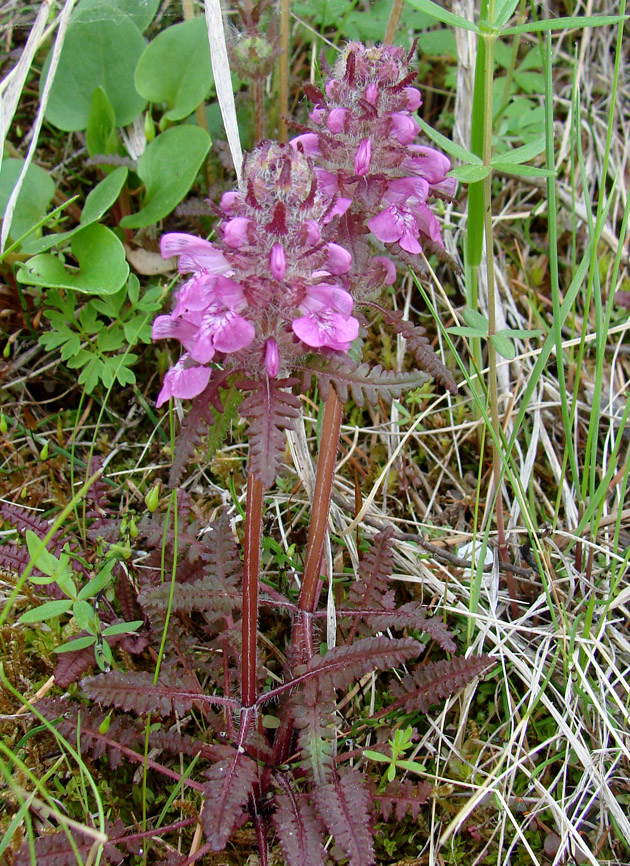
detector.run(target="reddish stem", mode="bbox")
[298,389,343,616]
[242,471,264,709]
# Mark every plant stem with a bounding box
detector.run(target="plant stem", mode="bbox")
[242,471,264,708]
[383,0,404,44]
[278,0,290,143]
[298,388,343,618]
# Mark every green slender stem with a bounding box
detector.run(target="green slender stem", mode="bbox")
[242,472,264,708]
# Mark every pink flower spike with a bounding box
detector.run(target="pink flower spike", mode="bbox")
[264,338,280,377]
[160,233,231,275]
[404,87,422,111]
[222,217,252,248]
[389,113,421,145]
[309,107,325,125]
[354,138,372,176]
[156,357,211,407]
[327,108,349,134]
[270,243,287,280]
[213,276,247,310]
[302,220,321,245]
[290,133,322,157]
[365,82,378,105]
[325,243,352,275]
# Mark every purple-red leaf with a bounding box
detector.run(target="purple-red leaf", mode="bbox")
[272,791,327,866]
[13,823,124,866]
[374,778,432,821]
[81,669,209,717]
[389,655,494,713]
[313,766,375,866]
[200,747,258,850]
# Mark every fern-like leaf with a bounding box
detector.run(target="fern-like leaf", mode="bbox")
[13,822,124,866]
[373,778,432,821]
[81,669,211,717]
[389,655,494,713]
[295,636,420,694]
[366,304,457,394]
[238,377,301,488]
[291,682,336,785]
[366,603,456,652]
[312,766,375,866]
[201,747,258,851]
[272,791,327,866]
[301,358,431,407]
[347,527,395,612]
[169,375,227,488]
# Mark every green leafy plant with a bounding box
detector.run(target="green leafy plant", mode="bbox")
[36,275,162,393]
[364,727,427,787]
[448,306,543,361]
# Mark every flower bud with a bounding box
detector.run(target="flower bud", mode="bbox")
[354,137,372,176]
[270,244,287,280]
[264,338,280,377]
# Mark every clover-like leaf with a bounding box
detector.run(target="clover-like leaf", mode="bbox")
[119,126,211,228]
[0,158,55,242]
[41,3,147,131]
[17,224,129,295]
[135,17,214,121]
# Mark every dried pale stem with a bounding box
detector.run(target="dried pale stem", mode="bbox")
[242,471,264,709]
[383,0,404,44]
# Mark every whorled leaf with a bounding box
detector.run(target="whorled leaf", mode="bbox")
[301,358,432,408]
[373,778,432,821]
[389,654,495,713]
[272,790,327,866]
[238,377,301,488]
[169,375,227,488]
[13,821,125,866]
[366,603,457,653]
[291,682,336,785]
[201,748,258,851]
[312,766,375,866]
[81,669,207,717]
[367,304,457,395]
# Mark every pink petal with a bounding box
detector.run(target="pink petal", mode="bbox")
[325,243,352,275]
[211,312,256,353]
[365,83,378,105]
[327,108,349,134]
[301,284,354,317]
[264,338,280,377]
[292,311,359,351]
[309,107,325,125]
[403,87,422,111]
[354,137,372,176]
[156,358,211,407]
[405,145,452,184]
[220,191,243,214]
[389,113,421,145]
[290,133,322,157]
[270,243,287,280]
[214,276,247,310]
[368,207,404,244]
[370,256,397,286]
[222,217,252,248]
[160,233,230,275]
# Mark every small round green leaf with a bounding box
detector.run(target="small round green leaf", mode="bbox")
[17,224,129,295]
[41,5,147,131]
[135,18,214,122]
[489,332,516,360]
[0,159,55,242]
[120,126,211,229]
[462,307,489,330]
[102,620,143,636]
[81,167,128,226]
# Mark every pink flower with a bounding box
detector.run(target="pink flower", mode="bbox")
[365,82,378,105]
[404,145,452,186]
[300,284,354,317]
[222,217,252,248]
[325,243,352,275]
[160,233,232,277]
[292,309,359,352]
[403,87,422,111]
[270,243,287,280]
[368,206,423,254]
[327,108,349,134]
[264,338,280,377]
[290,133,321,157]
[155,356,211,407]
[354,138,372,176]
[389,113,421,145]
